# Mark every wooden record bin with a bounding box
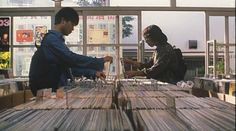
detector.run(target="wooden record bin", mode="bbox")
[0,79,235,131]
[0,90,33,110]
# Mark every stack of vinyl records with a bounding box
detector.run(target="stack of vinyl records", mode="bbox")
[14,80,115,110]
[132,108,235,131]
[118,81,195,110]
[117,79,235,131]
[118,79,191,92]
[120,91,193,98]
[14,97,112,109]
[128,98,167,110]
[119,90,166,98]
[67,86,113,99]
[68,97,112,109]
[0,109,134,131]
[1,78,235,130]
[175,108,235,130]
[76,79,115,89]
[132,110,189,131]
[68,84,114,109]
[14,99,68,110]
[118,79,165,91]
[18,96,233,110]
[170,97,236,109]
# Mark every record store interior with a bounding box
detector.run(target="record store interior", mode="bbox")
[0,0,235,130]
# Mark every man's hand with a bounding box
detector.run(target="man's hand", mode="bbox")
[103,56,113,63]
[96,71,106,80]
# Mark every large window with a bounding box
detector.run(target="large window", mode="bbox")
[62,0,170,7]
[0,0,54,7]
[177,0,235,8]
[84,14,140,76]
[120,15,138,44]
[110,0,170,7]
[142,11,205,52]
[86,15,117,75]
[87,15,116,44]
[13,16,51,76]
[13,16,51,45]
[209,16,225,43]
[228,16,235,74]
[13,48,36,76]
[0,2,234,77]
[208,15,235,75]
[229,17,235,44]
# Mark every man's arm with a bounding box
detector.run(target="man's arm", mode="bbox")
[44,35,112,70]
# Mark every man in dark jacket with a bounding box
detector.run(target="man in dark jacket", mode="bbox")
[124,25,180,84]
[29,7,112,96]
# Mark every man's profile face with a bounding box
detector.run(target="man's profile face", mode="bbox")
[62,20,76,36]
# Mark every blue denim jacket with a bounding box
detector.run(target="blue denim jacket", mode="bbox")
[29,30,104,95]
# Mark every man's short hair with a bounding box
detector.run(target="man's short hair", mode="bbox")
[55,7,79,25]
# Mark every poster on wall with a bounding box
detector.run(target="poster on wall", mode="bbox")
[0,52,10,69]
[16,30,33,42]
[0,17,10,51]
[35,26,47,45]
[0,17,10,70]
[88,29,109,44]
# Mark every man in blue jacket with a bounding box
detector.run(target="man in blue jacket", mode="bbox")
[29,7,112,96]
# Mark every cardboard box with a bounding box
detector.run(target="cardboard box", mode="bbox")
[12,91,24,107]
[0,94,12,110]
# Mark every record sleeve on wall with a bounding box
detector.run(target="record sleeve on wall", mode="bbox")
[0,52,10,69]
[0,17,10,52]
[35,25,47,45]
[16,30,33,42]
[0,17,10,69]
